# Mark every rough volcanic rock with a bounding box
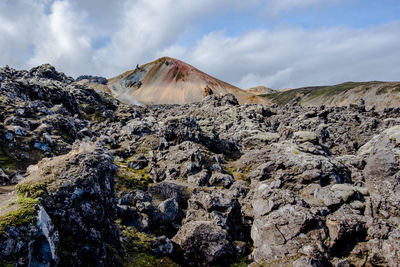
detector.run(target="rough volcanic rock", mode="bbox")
[172,221,234,266]
[326,205,367,257]
[1,63,400,266]
[2,142,121,266]
[0,203,59,266]
[361,126,400,218]
[151,235,174,256]
[250,184,327,264]
[160,116,202,145]
[184,189,246,240]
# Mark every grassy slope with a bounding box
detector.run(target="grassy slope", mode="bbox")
[260,82,385,106]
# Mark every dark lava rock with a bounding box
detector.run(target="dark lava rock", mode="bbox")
[127,155,148,170]
[160,116,202,145]
[3,142,121,266]
[76,75,108,85]
[1,64,400,267]
[172,221,234,266]
[151,236,174,256]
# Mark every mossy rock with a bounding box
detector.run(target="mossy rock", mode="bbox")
[230,257,252,267]
[225,166,251,184]
[0,196,39,234]
[16,182,48,199]
[0,148,17,175]
[115,161,152,193]
[0,145,44,176]
[16,168,57,199]
[119,226,179,267]
[223,150,242,162]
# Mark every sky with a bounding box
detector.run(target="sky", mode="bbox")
[0,0,399,89]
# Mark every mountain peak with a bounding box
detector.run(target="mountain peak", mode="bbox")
[108,57,269,105]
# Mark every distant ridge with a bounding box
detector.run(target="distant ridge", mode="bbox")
[260,81,400,110]
[247,86,277,95]
[107,57,270,105]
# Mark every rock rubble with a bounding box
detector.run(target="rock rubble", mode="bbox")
[1,64,400,266]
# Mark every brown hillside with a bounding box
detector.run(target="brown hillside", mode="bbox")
[107,57,270,105]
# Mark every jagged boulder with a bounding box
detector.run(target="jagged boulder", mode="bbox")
[184,189,246,241]
[29,64,74,83]
[160,116,202,145]
[361,126,400,218]
[2,142,121,266]
[172,221,234,266]
[0,203,59,266]
[326,205,367,256]
[153,197,184,236]
[250,184,326,264]
[148,181,191,208]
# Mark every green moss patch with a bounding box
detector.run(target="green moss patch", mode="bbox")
[0,196,39,234]
[16,182,48,199]
[79,104,105,123]
[120,226,179,267]
[115,162,152,193]
[223,150,242,162]
[0,144,44,175]
[0,148,16,175]
[225,165,251,184]
[230,257,252,267]
[376,85,400,95]
[261,87,313,106]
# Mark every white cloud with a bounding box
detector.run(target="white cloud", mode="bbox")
[0,0,47,67]
[264,0,338,13]
[95,0,233,77]
[28,1,95,76]
[0,0,399,90]
[166,22,400,89]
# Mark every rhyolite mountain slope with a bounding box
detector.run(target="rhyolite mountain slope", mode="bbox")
[107,57,269,105]
[1,64,400,266]
[262,81,400,110]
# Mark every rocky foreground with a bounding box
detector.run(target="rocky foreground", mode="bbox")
[0,64,400,266]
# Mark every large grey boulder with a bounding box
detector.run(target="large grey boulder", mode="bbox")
[160,116,202,145]
[151,236,174,256]
[325,205,366,256]
[117,205,151,232]
[184,189,246,241]
[172,221,234,266]
[237,141,351,190]
[187,169,210,186]
[0,205,59,266]
[153,197,184,235]
[119,189,153,213]
[361,126,400,218]
[250,185,326,264]
[208,172,234,188]
[148,181,190,208]
[7,141,121,266]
